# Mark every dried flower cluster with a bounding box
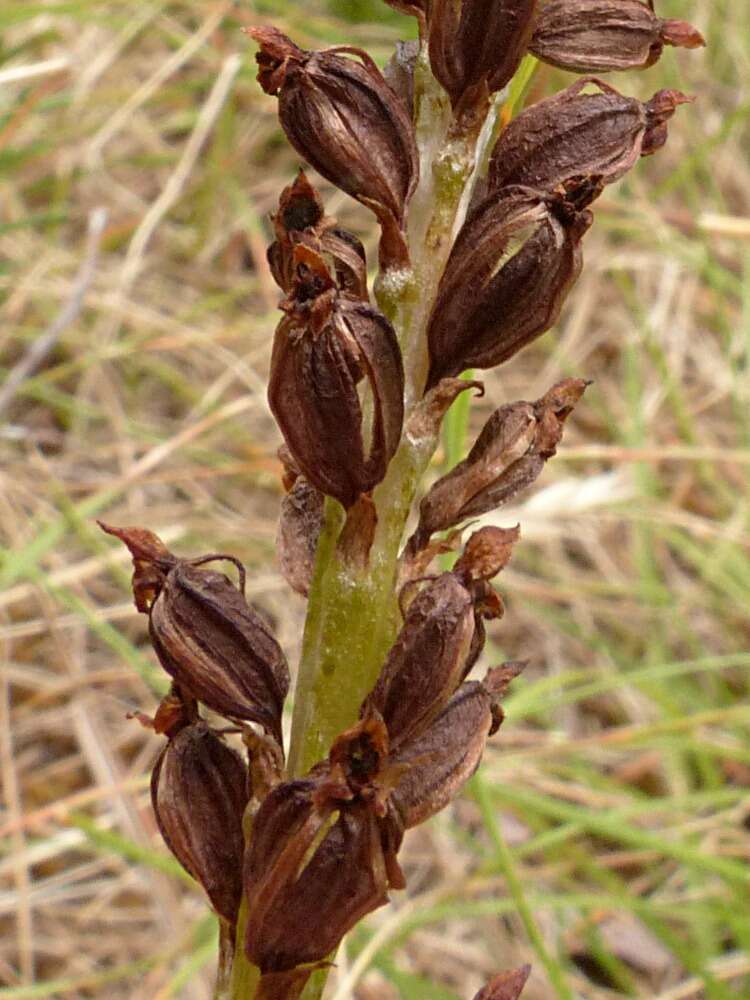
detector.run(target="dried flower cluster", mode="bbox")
[103,2,701,997]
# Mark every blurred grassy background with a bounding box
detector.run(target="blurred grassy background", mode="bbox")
[1,1,749,997]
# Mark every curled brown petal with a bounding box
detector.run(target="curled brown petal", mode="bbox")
[245,787,391,973]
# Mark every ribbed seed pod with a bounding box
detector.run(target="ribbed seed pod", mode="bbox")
[426,188,592,387]
[530,0,704,74]
[411,380,589,551]
[149,561,289,745]
[361,573,476,750]
[489,77,691,196]
[151,723,248,926]
[390,666,523,828]
[248,27,418,269]
[244,775,398,975]
[429,0,538,109]
[268,247,404,509]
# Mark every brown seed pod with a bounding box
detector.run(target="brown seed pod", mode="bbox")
[410,379,589,552]
[488,77,691,196]
[530,0,704,74]
[362,572,476,750]
[473,965,532,1000]
[151,722,248,926]
[244,783,395,974]
[248,27,418,269]
[268,247,404,509]
[267,171,368,299]
[390,666,523,828]
[429,0,538,109]
[149,560,289,745]
[426,188,592,387]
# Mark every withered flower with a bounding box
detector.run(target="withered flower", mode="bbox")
[244,722,401,978]
[267,171,368,299]
[473,965,531,1000]
[99,524,289,745]
[530,0,704,74]
[409,379,589,553]
[248,27,418,268]
[429,0,538,110]
[151,721,248,927]
[268,246,404,509]
[489,77,691,196]
[426,188,592,387]
[245,648,522,978]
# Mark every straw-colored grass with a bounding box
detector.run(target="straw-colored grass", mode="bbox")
[1,1,749,997]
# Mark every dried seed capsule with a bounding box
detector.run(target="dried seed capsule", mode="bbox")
[429,0,538,108]
[268,247,404,509]
[411,380,588,551]
[489,77,691,196]
[474,966,531,1000]
[244,783,394,973]
[248,27,418,269]
[151,722,248,926]
[362,573,476,750]
[426,188,592,387]
[390,667,521,828]
[267,171,368,298]
[530,0,704,74]
[150,560,289,745]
